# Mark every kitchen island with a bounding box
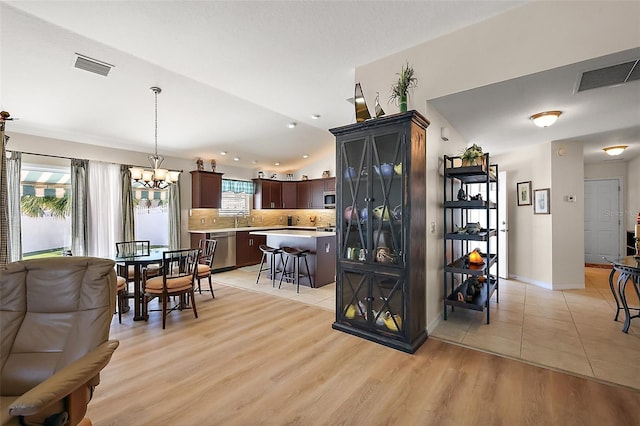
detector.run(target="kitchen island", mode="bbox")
[249,229,336,287]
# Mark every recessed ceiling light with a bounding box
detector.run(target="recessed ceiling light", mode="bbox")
[603,145,628,156]
[220,151,227,155]
[274,162,280,166]
[303,154,309,158]
[288,122,297,129]
[311,114,321,120]
[529,110,562,127]
[233,157,240,161]
[251,160,257,164]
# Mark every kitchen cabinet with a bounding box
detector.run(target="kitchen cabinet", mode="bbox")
[191,171,223,208]
[330,110,429,354]
[236,231,266,267]
[324,177,336,191]
[296,179,325,209]
[281,181,298,209]
[253,179,282,209]
[443,154,499,324]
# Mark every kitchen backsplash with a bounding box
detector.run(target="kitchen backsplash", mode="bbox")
[189,208,336,230]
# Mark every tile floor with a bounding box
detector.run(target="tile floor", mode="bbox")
[212,266,640,391]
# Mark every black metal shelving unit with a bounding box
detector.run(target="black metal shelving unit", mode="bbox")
[443,154,499,324]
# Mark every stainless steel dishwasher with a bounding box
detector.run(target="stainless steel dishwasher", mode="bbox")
[209,231,236,271]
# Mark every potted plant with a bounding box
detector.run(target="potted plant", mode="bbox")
[460,143,485,167]
[389,62,417,113]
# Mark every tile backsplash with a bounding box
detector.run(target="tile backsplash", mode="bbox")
[189,208,336,230]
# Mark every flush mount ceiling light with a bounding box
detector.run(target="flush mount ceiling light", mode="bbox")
[233,157,240,161]
[288,122,297,129]
[530,110,562,127]
[220,151,227,156]
[603,145,628,156]
[129,87,180,189]
[274,162,280,166]
[302,154,309,158]
[311,114,321,120]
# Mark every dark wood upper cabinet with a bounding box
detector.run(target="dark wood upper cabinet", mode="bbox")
[191,171,223,208]
[281,181,298,209]
[253,179,283,209]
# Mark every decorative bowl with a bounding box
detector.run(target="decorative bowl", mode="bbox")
[373,205,390,220]
[344,167,357,179]
[392,205,402,220]
[344,206,358,222]
[374,163,394,176]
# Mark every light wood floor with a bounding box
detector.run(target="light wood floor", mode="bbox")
[89,284,640,426]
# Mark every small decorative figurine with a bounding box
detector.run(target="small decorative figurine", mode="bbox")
[210,159,216,172]
[322,170,330,178]
[457,188,467,201]
[470,193,483,201]
[196,158,204,171]
[258,171,264,179]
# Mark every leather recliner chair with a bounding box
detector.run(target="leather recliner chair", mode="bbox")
[0,257,120,426]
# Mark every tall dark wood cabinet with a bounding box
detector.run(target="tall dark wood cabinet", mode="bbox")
[191,171,223,208]
[330,111,429,354]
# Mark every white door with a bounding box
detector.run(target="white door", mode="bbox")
[584,179,621,263]
[498,171,508,279]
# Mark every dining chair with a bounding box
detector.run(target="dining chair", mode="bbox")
[115,240,160,284]
[196,238,217,298]
[141,248,201,329]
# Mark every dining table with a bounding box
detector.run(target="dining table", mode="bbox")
[607,255,640,333]
[114,248,166,321]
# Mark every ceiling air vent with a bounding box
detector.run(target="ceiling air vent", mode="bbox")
[577,58,639,92]
[73,53,114,77]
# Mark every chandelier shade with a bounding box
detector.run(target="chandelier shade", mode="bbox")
[129,86,180,189]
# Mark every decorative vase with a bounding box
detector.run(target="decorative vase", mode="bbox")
[399,94,407,113]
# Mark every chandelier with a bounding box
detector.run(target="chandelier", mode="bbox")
[129,86,180,189]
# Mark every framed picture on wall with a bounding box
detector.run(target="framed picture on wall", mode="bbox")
[517,181,532,206]
[533,188,550,214]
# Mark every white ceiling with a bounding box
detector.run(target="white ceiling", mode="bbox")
[430,48,640,164]
[1,1,638,171]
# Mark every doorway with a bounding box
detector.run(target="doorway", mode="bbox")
[584,178,621,264]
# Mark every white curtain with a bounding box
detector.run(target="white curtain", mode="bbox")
[87,161,122,258]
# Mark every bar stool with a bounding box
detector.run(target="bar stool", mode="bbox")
[256,245,283,286]
[279,247,313,293]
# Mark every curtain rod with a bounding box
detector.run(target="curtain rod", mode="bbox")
[14,150,88,162]
[13,150,183,172]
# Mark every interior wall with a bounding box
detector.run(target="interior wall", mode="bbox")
[493,144,552,288]
[551,141,585,289]
[627,156,640,232]
[423,102,467,331]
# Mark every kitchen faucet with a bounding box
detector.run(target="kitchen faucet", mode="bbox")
[234,212,245,228]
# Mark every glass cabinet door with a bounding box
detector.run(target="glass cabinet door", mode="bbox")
[339,129,406,267]
[339,269,406,336]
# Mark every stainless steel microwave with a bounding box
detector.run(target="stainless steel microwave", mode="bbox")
[323,191,336,209]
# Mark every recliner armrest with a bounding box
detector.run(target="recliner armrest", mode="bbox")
[8,340,119,417]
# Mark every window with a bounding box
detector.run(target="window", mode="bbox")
[219,179,253,216]
[132,183,169,247]
[20,156,72,258]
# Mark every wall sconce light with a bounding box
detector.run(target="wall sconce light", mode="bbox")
[603,145,628,156]
[530,110,562,127]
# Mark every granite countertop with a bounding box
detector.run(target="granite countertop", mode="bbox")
[249,229,336,238]
[189,226,319,234]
